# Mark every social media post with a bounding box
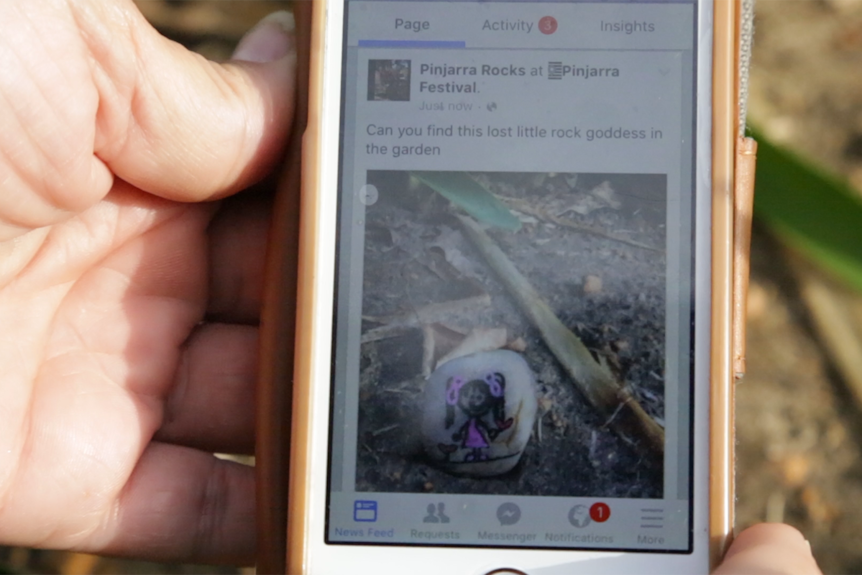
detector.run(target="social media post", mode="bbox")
[352,48,683,175]
[353,168,668,499]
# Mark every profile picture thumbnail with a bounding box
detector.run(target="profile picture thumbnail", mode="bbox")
[367,59,411,101]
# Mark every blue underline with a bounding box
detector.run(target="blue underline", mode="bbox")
[358,40,467,48]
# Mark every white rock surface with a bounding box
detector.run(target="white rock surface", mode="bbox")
[421,350,538,476]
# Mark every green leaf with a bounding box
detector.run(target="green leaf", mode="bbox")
[753,128,862,293]
[411,171,522,231]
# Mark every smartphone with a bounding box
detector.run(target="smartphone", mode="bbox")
[271,0,743,572]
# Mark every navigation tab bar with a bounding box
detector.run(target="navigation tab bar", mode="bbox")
[348,1,694,51]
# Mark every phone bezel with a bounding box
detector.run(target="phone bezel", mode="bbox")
[286,0,736,571]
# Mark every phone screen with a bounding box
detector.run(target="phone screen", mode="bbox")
[325,0,698,553]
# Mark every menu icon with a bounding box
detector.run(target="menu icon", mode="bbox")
[640,507,664,529]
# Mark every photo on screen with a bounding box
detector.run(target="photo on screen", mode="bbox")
[367,59,412,101]
[355,170,668,498]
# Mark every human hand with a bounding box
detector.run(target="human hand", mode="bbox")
[714,523,822,575]
[0,1,295,565]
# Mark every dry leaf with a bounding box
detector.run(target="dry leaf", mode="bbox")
[435,327,508,369]
[506,337,528,352]
[429,226,484,279]
[584,275,603,294]
[779,453,811,487]
[422,323,468,376]
[589,180,621,209]
[361,294,491,343]
[801,485,838,525]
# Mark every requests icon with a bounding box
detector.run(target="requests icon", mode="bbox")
[423,502,450,523]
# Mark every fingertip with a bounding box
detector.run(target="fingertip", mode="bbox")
[232,11,296,64]
[725,523,809,558]
[715,523,820,575]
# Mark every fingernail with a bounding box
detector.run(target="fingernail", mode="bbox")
[232,11,295,63]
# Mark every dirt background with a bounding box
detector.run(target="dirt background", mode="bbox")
[3,0,862,573]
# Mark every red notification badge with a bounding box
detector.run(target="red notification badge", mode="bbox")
[539,16,558,35]
[589,502,611,523]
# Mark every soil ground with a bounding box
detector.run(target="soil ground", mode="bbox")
[355,171,666,498]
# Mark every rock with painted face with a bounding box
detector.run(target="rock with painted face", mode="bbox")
[422,350,538,477]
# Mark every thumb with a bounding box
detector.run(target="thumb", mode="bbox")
[714,524,822,575]
[94,7,297,202]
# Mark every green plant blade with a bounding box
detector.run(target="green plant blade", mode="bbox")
[412,171,522,231]
[753,129,862,293]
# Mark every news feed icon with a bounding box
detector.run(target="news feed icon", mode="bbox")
[367,59,411,101]
[353,500,378,522]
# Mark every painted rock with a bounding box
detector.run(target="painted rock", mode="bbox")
[422,350,538,477]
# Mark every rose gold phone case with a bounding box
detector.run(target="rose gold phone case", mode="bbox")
[256,1,314,573]
[711,0,757,569]
[258,0,757,572]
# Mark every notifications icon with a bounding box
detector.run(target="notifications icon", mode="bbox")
[539,16,558,35]
[568,504,591,528]
[590,502,611,523]
[496,502,521,526]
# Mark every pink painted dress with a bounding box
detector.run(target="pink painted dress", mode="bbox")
[464,418,489,448]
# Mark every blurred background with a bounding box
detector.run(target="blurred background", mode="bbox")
[4,0,862,572]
